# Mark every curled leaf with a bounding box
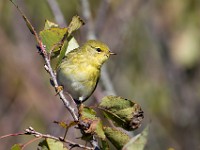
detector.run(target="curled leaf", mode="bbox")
[99,96,144,130]
[79,105,106,139]
[44,20,59,30]
[68,15,85,36]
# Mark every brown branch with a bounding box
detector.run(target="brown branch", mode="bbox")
[10,0,78,122]
[25,126,93,150]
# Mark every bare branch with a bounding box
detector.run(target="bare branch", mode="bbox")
[24,127,94,150]
[10,0,79,121]
[42,49,78,121]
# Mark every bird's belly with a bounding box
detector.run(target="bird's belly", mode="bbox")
[57,65,100,102]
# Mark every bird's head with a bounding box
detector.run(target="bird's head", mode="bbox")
[82,40,115,66]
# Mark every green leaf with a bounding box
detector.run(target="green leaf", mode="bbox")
[68,15,85,36]
[38,138,68,150]
[104,127,130,149]
[99,96,144,130]
[94,119,106,139]
[101,140,110,150]
[38,139,49,150]
[40,27,68,53]
[79,105,97,120]
[44,20,59,30]
[122,126,149,150]
[79,105,106,139]
[11,144,22,150]
[39,19,79,66]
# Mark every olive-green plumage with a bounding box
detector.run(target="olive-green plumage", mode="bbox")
[56,40,114,104]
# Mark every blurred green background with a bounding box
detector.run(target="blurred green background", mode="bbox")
[0,0,200,149]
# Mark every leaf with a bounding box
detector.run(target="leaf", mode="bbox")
[104,127,130,149]
[55,15,83,57]
[122,126,149,150]
[79,105,106,139]
[101,140,110,150]
[99,96,144,130]
[44,20,59,30]
[68,15,85,36]
[39,19,79,67]
[79,104,97,120]
[65,37,79,54]
[11,144,22,150]
[40,27,68,53]
[38,138,68,150]
[53,120,77,129]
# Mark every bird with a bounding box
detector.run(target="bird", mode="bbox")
[56,40,115,104]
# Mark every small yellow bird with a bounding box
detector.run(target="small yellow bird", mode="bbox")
[56,40,115,104]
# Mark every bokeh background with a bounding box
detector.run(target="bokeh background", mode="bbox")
[0,0,200,149]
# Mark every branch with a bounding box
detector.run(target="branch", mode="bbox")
[10,0,78,121]
[24,127,94,150]
[42,50,78,121]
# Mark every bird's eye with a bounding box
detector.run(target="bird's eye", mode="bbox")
[96,48,102,52]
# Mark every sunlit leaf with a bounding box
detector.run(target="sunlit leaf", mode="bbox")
[65,37,79,54]
[68,15,85,36]
[122,126,149,150]
[39,19,80,67]
[40,27,68,53]
[99,96,144,130]
[44,20,59,30]
[104,127,130,149]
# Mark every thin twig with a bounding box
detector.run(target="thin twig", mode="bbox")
[42,53,78,121]
[10,0,78,121]
[25,127,94,150]
[0,132,25,139]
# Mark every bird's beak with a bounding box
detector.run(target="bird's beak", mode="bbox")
[109,50,116,55]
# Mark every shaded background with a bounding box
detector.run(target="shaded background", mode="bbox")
[0,0,200,149]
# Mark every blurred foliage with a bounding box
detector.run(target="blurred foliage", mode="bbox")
[0,0,200,150]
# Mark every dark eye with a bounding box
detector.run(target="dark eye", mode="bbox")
[96,48,102,52]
